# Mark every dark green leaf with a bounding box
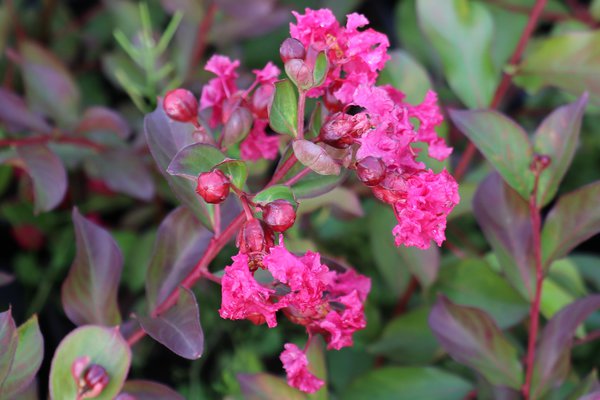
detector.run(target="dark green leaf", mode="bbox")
[238,373,305,400]
[292,140,341,176]
[313,51,328,88]
[120,380,184,400]
[62,208,123,326]
[253,185,297,206]
[49,325,131,400]
[429,296,523,389]
[450,109,533,199]
[269,80,298,137]
[417,0,497,108]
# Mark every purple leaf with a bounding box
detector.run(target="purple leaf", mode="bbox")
[293,139,341,176]
[62,208,123,326]
[429,296,523,389]
[85,149,155,201]
[137,287,204,359]
[541,181,600,267]
[20,40,80,128]
[533,94,587,206]
[144,101,213,228]
[473,172,535,300]
[0,309,18,390]
[119,380,184,400]
[0,315,44,398]
[449,109,533,198]
[531,295,600,399]
[0,88,52,134]
[238,373,305,400]
[146,207,212,310]
[76,106,131,140]
[16,144,67,213]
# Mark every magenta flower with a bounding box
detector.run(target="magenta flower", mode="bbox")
[200,55,240,127]
[240,120,280,161]
[280,343,324,393]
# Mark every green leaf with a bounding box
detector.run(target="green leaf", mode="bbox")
[120,380,184,400]
[308,103,323,140]
[450,109,534,199]
[429,296,523,389]
[377,50,432,104]
[417,0,497,108]
[534,94,588,206]
[433,258,529,329]
[514,31,600,106]
[166,143,228,181]
[306,336,327,400]
[216,159,248,189]
[49,325,131,400]
[342,367,473,400]
[0,309,17,391]
[253,185,297,206]
[269,80,298,136]
[0,315,43,398]
[238,373,305,400]
[541,181,600,267]
[62,208,122,326]
[20,40,80,128]
[313,51,329,88]
[292,140,341,176]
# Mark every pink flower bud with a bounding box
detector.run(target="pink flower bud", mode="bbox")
[236,218,275,270]
[83,364,110,392]
[163,89,198,123]
[196,170,231,204]
[252,84,275,119]
[280,38,306,63]
[263,199,296,232]
[222,107,253,147]
[319,112,355,149]
[531,153,551,171]
[356,157,386,186]
[285,59,313,90]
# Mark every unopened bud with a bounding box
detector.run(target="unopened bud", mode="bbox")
[163,89,198,123]
[356,157,386,186]
[285,59,313,90]
[236,218,274,270]
[252,84,275,119]
[222,107,253,147]
[71,357,110,400]
[280,38,306,63]
[84,365,110,392]
[196,170,231,204]
[531,153,551,171]
[319,112,354,149]
[263,199,296,232]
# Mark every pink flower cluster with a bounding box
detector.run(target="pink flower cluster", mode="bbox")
[220,243,370,393]
[199,55,281,161]
[292,9,459,249]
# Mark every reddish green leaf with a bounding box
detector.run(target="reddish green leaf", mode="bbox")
[269,79,298,137]
[62,208,123,326]
[20,40,80,128]
[16,144,67,213]
[0,88,53,134]
[450,109,533,199]
[473,172,535,300]
[238,373,305,400]
[541,181,600,267]
[531,295,600,399]
[293,139,341,176]
[146,207,212,310]
[534,94,588,206]
[119,380,184,400]
[253,185,297,206]
[429,296,523,389]
[137,287,204,360]
[50,325,131,400]
[76,106,130,140]
[0,315,44,398]
[0,309,17,390]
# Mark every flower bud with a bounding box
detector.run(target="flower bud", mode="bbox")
[263,199,296,232]
[222,107,253,147]
[285,59,313,90]
[163,89,198,123]
[236,218,275,271]
[531,153,551,171]
[252,84,275,119]
[196,170,231,204]
[356,157,386,186]
[84,364,110,391]
[319,112,354,149]
[280,38,306,63]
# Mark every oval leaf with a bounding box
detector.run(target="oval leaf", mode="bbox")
[0,309,17,389]
[429,296,523,389]
[62,208,123,326]
[313,51,329,88]
[216,159,248,189]
[137,287,204,360]
[449,109,533,198]
[293,139,341,176]
[49,325,131,400]
[119,380,184,400]
[167,142,228,180]
[253,185,297,206]
[76,106,130,140]
[16,144,67,213]
[269,79,298,137]
[0,88,53,134]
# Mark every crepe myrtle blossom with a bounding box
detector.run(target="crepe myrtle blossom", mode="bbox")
[280,343,324,393]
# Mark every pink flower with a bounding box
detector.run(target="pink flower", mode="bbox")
[314,290,367,350]
[219,253,282,327]
[200,55,240,127]
[280,343,324,393]
[408,91,452,161]
[240,120,280,161]
[253,62,280,85]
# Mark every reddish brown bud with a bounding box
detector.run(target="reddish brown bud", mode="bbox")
[163,89,198,123]
[263,199,296,232]
[532,153,551,171]
[356,156,386,187]
[236,218,275,270]
[320,112,355,149]
[196,170,231,204]
[222,107,253,147]
[280,38,306,63]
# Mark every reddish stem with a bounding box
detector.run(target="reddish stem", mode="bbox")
[0,135,106,152]
[267,154,298,186]
[574,329,600,347]
[393,276,419,316]
[283,167,311,186]
[454,0,548,181]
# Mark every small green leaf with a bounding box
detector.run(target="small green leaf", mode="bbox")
[269,80,298,137]
[49,325,131,400]
[308,103,323,140]
[166,143,228,180]
[313,51,329,88]
[216,159,248,189]
[253,185,297,206]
